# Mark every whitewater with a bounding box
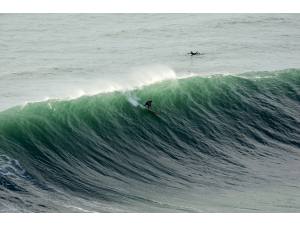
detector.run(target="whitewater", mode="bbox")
[0,14,300,212]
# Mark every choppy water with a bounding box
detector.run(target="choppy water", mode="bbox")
[0,14,300,212]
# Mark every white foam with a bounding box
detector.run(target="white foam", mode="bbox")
[127,94,143,107]
[0,155,27,178]
[15,65,230,109]
[46,65,177,102]
[124,64,177,89]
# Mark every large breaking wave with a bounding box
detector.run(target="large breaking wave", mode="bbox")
[0,69,300,212]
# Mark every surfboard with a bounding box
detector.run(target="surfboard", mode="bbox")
[146,108,159,115]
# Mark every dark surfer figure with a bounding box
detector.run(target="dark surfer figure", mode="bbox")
[144,99,152,110]
[189,51,200,56]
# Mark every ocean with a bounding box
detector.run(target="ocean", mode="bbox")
[0,14,300,212]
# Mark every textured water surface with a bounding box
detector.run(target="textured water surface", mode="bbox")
[0,14,300,212]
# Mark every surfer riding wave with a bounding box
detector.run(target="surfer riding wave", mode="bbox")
[144,99,152,110]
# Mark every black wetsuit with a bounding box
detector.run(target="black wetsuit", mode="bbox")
[189,51,199,56]
[144,100,152,109]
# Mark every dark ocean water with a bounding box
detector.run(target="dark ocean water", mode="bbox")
[1,69,300,212]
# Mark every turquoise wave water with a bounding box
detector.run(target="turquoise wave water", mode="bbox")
[0,69,300,212]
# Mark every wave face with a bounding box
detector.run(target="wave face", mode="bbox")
[1,69,300,212]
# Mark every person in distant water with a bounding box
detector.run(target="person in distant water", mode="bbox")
[144,99,152,110]
[189,51,200,56]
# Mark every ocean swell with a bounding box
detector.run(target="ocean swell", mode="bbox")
[0,69,300,212]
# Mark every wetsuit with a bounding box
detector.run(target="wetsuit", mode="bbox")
[144,100,152,109]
